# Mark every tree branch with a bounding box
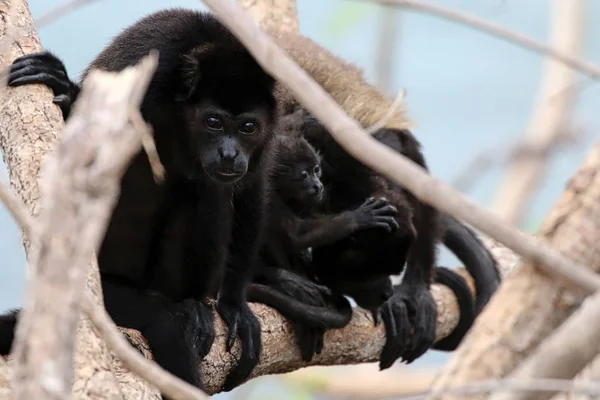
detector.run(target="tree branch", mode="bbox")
[10,53,157,400]
[428,140,600,399]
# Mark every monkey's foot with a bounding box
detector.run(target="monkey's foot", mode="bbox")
[378,283,437,369]
[217,300,261,391]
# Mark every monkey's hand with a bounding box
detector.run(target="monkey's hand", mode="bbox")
[378,283,437,369]
[352,197,399,233]
[8,51,80,119]
[217,299,261,391]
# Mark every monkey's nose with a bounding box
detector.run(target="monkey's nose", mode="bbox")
[218,147,240,161]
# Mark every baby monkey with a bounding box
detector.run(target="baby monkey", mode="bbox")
[249,112,404,361]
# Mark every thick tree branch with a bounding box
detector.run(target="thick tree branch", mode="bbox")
[10,53,157,400]
[428,140,600,399]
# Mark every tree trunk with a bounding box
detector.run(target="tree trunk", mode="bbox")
[428,139,600,399]
[0,1,131,398]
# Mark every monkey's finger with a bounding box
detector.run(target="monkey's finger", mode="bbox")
[373,216,400,230]
[372,204,398,216]
[361,197,377,207]
[371,308,382,325]
[379,303,409,370]
[369,198,390,208]
[222,316,261,391]
[315,329,325,355]
[295,326,317,362]
[402,299,437,363]
[11,51,65,70]
[9,71,70,96]
[387,218,400,232]
[403,314,436,364]
[53,94,73,117]
[373,222,394,233]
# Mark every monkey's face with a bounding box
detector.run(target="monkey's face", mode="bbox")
[276,161,324,207]
[185,103,273,184]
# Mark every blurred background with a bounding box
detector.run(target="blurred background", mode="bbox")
[1,0,598,398]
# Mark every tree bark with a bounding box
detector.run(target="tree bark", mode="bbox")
[0,1,127,398]
[428,140,600,400]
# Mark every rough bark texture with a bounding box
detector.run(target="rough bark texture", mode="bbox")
[0,1,129,398]
[10,56,155,400]
[0,0,62,219]
[428,140,600,399]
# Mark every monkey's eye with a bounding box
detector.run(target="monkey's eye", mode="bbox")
[206,116,223,131]
[300,170,309,181]
[314,165,321,176]
[239,121,257,135]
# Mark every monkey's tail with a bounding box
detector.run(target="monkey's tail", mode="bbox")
[431,267,474,351]
[0,308,19,355]
[247,283,352,329]
[442,213,501,315]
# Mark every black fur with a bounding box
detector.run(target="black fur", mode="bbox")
[296,110,500,367]
[0,309,18,356]
[6,8,279,394]
[248,117,405,361]
[429,267,474,351]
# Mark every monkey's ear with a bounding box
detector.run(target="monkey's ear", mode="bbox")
[177,44,217,101]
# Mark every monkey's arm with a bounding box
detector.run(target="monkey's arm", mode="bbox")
[8,51,80,119]
[292,197,399,250]
[216,181,267,391]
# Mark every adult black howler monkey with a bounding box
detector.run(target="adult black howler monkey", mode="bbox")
[3,8,281,393]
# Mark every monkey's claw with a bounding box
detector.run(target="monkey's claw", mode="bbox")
[378,283,437,369]
[295,325,325,362]
[217,300,261,391]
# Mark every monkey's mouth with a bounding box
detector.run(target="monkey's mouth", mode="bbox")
[211,170,244,183]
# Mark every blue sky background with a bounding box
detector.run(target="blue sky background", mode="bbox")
[1,1,599,398]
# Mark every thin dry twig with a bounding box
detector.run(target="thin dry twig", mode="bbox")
[367,0,600,79]
[35,0,101,28]
[365,88,406,134]
[453,126,587,192]
[199,0,600,295]
[128,107,166,183]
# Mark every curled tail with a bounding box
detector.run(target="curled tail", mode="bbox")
[442,214,501,314]
[431,267,474,351]
[247,283,352,329]
[430,214,501,351]
[0,308,20,355]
